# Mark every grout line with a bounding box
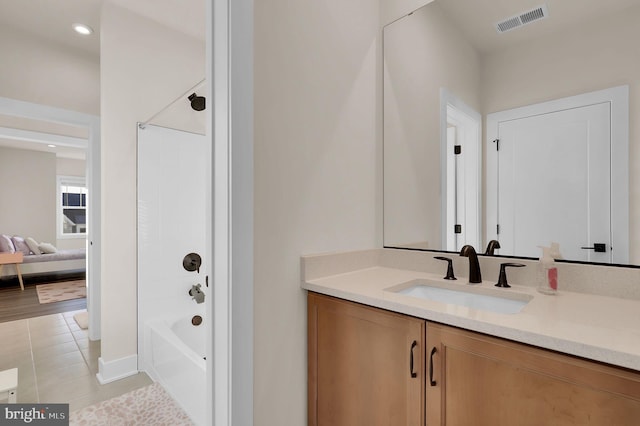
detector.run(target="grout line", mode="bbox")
[14,311,118,410]
[25,318,40,403]
[9,311,104,406]
[29,313,77,402]
[67,311,98,374]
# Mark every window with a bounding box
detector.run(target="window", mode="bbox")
[58,176,87,238]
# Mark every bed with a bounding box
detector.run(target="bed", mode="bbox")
[20,248,86,275]
[0,234,86,279]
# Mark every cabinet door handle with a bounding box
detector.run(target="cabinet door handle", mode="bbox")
[429,347,437,386]
[410,340,418,378]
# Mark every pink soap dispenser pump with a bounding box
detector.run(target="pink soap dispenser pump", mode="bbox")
[537,243,561,295]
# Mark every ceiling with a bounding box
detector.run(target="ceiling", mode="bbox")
[0,0,205,59]
[0,0,103,59]
[436,0,639,54]
[0,0,205,160]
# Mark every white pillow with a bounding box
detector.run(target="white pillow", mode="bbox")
[38,242,58,254]
[26,237,42,255]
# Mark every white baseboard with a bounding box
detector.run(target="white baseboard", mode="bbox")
[96,355,138,384]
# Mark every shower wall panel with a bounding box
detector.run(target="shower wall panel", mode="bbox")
[137,124,207,373]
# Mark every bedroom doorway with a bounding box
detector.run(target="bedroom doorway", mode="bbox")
[0,96,100,338]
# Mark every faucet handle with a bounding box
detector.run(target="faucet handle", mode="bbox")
[183,253,202,273]
[188,283,202,296]
[188,283,205,304]
[434,256,457,280]
[495,263,525,288]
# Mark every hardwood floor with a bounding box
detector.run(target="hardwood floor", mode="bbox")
[0,270,87,323]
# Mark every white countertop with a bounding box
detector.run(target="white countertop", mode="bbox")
[303,263,640,371]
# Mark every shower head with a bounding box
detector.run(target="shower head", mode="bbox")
[188,93,206,111]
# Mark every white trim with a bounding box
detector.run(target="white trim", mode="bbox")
[86,113,101,341]
[0,126,87,148]
[96,355,138,384]
[209,1,253,423]
[56,175,88,239]
[210,0,230,425]
[486,85,629,264]
[229,0,254,425]
[0,96,101,339]
[0,97,98,126]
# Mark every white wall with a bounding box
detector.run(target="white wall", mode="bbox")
[481,5,640,262]
[0,147,56,244]
[100,1,205,370]
[254,0,382,423]
[0,148,88,250]
[57,157,86,177]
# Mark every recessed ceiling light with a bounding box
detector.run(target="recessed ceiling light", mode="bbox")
[72,23,93,36]
[48,144,57,148]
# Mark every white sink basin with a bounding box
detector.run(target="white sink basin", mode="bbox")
[387,279,532,314]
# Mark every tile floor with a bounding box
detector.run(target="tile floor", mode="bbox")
[0,309,152,411]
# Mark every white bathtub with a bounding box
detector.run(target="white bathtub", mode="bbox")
[144,315,206,425]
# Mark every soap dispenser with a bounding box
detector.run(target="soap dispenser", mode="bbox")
[537,243,561,295]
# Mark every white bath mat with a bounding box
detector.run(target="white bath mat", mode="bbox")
[73,311,88,329]
[70,382,193,425]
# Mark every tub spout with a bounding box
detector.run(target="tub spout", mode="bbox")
[189,284,205,304]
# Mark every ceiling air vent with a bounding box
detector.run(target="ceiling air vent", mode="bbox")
[495,4,549,34]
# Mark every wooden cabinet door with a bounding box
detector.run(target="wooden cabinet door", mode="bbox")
[426,322,640,426]
[308,292,425,426]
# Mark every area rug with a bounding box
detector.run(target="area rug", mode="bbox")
[73,310,89,329]
[35,280,86,304]
[70,382,193,426]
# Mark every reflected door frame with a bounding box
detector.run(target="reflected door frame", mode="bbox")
[486,85,629,264]
[440,88,482,251]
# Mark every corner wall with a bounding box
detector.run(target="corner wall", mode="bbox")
[100,2,205,376]
[254,0,381,423]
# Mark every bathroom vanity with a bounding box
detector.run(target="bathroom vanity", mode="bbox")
[303,249,640,425]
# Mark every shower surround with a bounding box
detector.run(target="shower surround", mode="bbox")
[137,124,208,425]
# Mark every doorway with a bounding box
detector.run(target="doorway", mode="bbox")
[441,89,482,251]
[0,96,100,336]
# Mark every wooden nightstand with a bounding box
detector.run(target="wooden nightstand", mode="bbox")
[0,252,24,291]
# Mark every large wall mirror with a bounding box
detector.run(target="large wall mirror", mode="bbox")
[383,0,639,265]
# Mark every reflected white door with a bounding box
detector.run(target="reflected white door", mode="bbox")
[443,96,481,252]
[446,125,472,252]
[495,102,611,262]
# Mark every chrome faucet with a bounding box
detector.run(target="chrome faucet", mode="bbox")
[188,283,205,304]
[460,245,482,284]
[484,240,501,256]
